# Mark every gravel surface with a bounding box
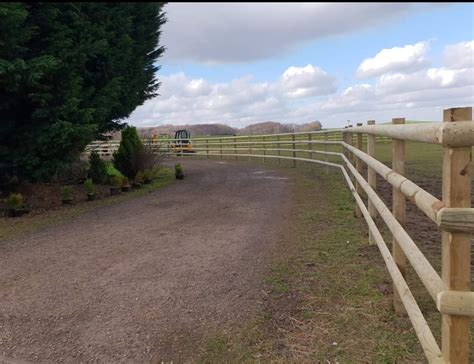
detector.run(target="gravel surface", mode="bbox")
[0,159,292,363]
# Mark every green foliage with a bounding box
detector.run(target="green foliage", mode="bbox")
[84,178,95,194]
[175,163,183,175]
[111,175,123,188]
[0,3,167,181]
[88,151,107,184]
[135,170,145,183]
[105,162,125,183]
[61,185,73,200]
[150,167,162,179]
[6,192,23,209]
[143,168,152,181]
[113,126,144,179]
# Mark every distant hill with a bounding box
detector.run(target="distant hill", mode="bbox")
[138,123,237,138]
[238,120,322,135]
[137,120,323,138]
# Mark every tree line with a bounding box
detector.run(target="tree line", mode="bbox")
[138,120,322,138]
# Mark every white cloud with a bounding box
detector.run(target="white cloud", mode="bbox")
[443,40,474,69]
[161,3,436,64]
[127,64,337,127]
[356,41,430,78]
[127,40,474,128]
[279,64,338,98]
[376,67,473,95]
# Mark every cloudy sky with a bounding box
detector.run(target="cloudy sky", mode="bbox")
[126,3,474,128]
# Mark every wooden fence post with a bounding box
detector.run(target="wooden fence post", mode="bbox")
[347,125,354,183]
[263,136,266,163]
[248,136,252,162]
[441,107,472,363]
[324,132,328,174]
[392,117,406,315]
[367,120,376,245]
[342,127,348,158]
[355,123,363,218]
[220,138,223,160]
[347,125,353,162]
[292,134,296,167]
[308,133,312,160]
[277,135,281,165]
[206,139,209,159]
[234,137,237,160]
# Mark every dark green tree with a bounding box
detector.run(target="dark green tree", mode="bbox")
[113,126,143,179]
[87,150,107,184]
[0,3,166,181]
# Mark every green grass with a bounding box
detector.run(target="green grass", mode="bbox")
[0,167,175,241]
[188,136,447,181]
[198,164,427,362]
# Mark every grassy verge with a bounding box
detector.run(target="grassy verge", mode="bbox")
[0,167,175,241]
[198,163,427,362]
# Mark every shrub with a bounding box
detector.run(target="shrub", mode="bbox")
[105,162,125,183]
[88,151,107,184]
[135,144,167,173]
[122,176,130,187]
[143,169,152,181]
[113,126,144,179]
[6,193,23,210]
[135,171,145,183]
[54,158,89,183]
[111,175,123,188]
[151,167,160,177]
[62,186,73,201]
[84,178,96,194]
[175,163,183,175]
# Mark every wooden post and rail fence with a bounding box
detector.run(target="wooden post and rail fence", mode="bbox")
[85,107,473,363]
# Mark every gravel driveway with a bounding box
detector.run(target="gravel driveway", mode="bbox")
[0,159,292,363]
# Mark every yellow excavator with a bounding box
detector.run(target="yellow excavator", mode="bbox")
[170,129,194,154]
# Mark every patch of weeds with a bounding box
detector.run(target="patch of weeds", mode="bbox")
[302,309,314,320]
[205,337,229,356]
[266,263,290,294]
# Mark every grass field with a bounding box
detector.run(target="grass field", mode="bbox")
[183,137,473,362]
[189,135,447,181]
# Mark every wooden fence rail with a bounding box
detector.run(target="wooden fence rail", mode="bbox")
[84,107,473,363]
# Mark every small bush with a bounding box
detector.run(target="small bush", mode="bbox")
[6,193,23,210]
[175,163,183,175]
[113,126,144,179]
[111,175,123,188]
[150,167,162,179]
[62,186,73,201]
[88,151,107,184]
[105,162,125,183]
[143,169,152,181]
[55,159,89,183]
[122,176,130,187]
[84,178,95,194]
[135,144,167,173]
[135,171,145,183]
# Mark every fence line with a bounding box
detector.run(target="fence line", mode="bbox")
[84,108,473,363]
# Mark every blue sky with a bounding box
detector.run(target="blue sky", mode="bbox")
[127,3,474,128]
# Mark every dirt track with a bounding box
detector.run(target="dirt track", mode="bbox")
[0,160,292,363]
